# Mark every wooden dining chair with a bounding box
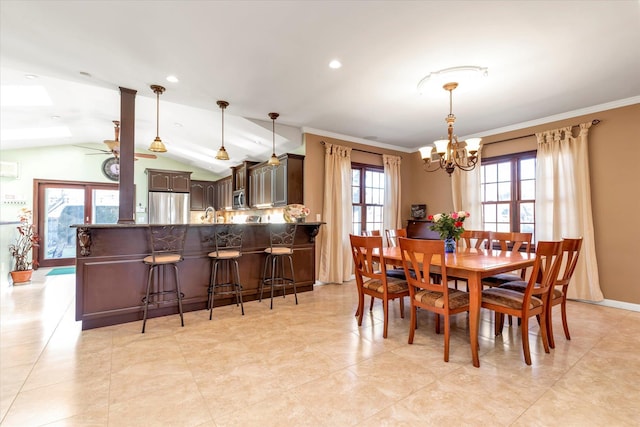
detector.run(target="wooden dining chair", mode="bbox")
[398,237,470,362]
[349,234,409,339]
[453,230,491,289]
[481,231,533,288]
[481,240,563,365]
[385,228,407,247]
[499,237,583,348]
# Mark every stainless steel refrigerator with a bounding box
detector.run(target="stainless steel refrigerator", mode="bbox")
[148,192,190,224]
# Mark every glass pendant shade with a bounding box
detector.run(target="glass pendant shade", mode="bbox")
[465,137,482,154]
[149,85,167,153]
[149,136,167,153]
[268,153,280,166]
[433,139,449,154]
[215,146,229,160]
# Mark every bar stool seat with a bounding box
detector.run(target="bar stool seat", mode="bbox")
[259,223,298,309]
[207,225,244,319]
[142,225,189,333]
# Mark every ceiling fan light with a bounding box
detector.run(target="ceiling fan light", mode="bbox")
[149,136,167,153]
[215,146,230,160]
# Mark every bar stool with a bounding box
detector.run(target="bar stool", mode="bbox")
[141,224,189,333]
[259,223,298,309]
[207,225,244,319]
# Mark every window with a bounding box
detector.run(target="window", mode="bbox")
[351,164,384,235]
[481,151,536,239]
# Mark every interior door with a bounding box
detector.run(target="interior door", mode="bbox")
[36,180,119,267]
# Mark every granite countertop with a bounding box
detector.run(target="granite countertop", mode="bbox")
[71,222,324,228]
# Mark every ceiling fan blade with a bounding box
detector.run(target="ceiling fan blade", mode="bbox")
[134,153,157,159]
[74,144,111,154]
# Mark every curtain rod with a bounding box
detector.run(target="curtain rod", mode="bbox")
[320,140,382,156]
[483,119,600,146]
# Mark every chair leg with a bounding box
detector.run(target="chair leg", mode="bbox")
[547,303,556,349]
[287,254,297,305]
[443,312,450,362]
[539,311,550,354]
[357,292,365,326]
[434,313,441,334]
[259,254,270,303]
[561,300,571,340]
[382,298,389,338]
[141,265,154,333]
[209,261,219,320]
[399,296,405,319]
[408,304,417,344]
[521,316,531,365]
[269,255,277,309]
[173,264,184,327]
[369,296,374,311]
[233,259,244,315]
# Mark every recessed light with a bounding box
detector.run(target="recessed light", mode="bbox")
[79,71,92,78]
[329,59,342,69]
[51,115,61,120]
[24,74,38,80]
[174,122,183,127]
[166,75,179,83]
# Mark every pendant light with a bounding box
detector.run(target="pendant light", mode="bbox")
[267,112,280,167]
[148,85,167,153]
[215,100,230,160]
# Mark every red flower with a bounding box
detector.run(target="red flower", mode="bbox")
[427,214,434,220]
[455,221,463,227]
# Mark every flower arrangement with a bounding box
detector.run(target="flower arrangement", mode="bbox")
[9,208,40,271]
[284,204,310,222]
[428,211,470,241]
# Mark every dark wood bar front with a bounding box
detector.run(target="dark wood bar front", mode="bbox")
[73,223,322,330]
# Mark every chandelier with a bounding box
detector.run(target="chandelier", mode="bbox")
[419,82,481,175]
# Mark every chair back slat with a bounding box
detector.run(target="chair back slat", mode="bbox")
[556,238,583,288]
[460,230,490,249]
[398,237,448,295]
[148,225,188,263]
[385,228,407,247]
[491,231,532,253]
[350,234,386,282]
[523,241,563,302]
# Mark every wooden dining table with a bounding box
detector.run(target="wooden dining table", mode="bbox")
[376,246,536,367]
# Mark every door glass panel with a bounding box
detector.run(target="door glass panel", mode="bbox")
[44,188,84,260]
[92,189,119,223]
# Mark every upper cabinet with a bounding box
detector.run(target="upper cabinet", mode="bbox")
[190,180,216,211]
[215,176,232,210]
[232,161,258,192]
[146,168,192,193]
[249,153,304,207]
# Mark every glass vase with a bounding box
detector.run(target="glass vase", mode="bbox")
[444,237,456,253]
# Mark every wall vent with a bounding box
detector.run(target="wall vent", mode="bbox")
[0,161,18,178]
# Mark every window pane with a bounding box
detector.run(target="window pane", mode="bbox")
[485,183,498,202]
[353,206,361,222]
[44,188,84,260]
[92,189,119,224]
[521,223,534,234]
[497,162,511,182]
[484,164,497,183]
[352,186,360,203]
[521,179,535,200]
[520,202,534,223]
[520,158,536,180]
[484,204,496,222]
[498,182,511,201]
[497,223,511,232]
[352,169,360,186]
[498,205,510,223]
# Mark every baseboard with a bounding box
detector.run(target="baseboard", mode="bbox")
[576,298,640,312]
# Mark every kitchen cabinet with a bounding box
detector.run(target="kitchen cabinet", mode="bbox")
[215,176,232,210]
[232,161,258,192]
[146,169,191,193]
[248,153,304,207]
[190,180,216,211]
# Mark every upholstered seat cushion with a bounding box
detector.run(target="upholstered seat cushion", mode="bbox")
[482,288,542,310]
[362,276,408,294]
[143,254,182,264]
[208,249,241,259]
[497,281,564,299]
[482,272,523,286]
[414,289,469,310]
[264,247,294,255]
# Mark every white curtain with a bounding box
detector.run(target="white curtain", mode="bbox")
[318,143,353,283]
[383,154,402,234]
[451,156,483,230]
[536,122,603,301]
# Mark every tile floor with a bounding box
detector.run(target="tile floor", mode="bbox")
[1,269,639,426]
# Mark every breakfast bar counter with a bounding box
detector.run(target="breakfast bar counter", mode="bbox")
[72,222,322,330]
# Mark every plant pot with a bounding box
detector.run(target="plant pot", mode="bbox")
[10,270,33,284]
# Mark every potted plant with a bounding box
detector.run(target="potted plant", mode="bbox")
[8,208,39,284]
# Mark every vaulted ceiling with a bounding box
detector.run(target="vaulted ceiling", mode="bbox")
[2,1,639,174]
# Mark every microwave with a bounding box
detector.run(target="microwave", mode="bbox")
[232,189,246,209]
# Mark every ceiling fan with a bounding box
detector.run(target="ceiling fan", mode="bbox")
[75,120,158,160]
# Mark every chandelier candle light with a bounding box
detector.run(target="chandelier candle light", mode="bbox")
[419,82,482,176]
